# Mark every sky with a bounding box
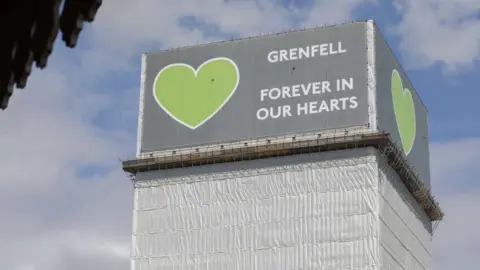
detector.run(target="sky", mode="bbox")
[0,0,479,269]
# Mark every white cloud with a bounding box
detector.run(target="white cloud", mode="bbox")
[0,69,134,269]
[301,0,374,27]
[430,138,480,189]
[393,0,480,71]
[0,1,365,269]
[430,138,480,270]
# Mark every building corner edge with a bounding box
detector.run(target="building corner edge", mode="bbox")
[366,20,377,131]
[136,54,147,159]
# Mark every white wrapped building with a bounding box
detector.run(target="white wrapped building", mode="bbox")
[124,20,443,270]
[124,132,442,270]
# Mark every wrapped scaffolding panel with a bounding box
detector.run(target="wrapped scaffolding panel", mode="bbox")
[130,148,428,270]
[130,147,434,270]
[378,156,432,270]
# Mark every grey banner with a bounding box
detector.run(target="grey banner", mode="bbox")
[140,22,369,152]
[374,25,431,188]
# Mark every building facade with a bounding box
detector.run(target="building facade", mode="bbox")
[124,20,443,270]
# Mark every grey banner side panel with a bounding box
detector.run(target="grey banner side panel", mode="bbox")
[374,25,431,188]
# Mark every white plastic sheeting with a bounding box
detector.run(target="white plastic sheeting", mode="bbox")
[131,148,432,270]
[378,158,432,270]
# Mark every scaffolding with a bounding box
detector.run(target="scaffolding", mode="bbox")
[122,131,444,223]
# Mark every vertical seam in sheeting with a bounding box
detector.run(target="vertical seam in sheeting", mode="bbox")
[136,54,147,158]
[375,153,382,269]
[131,188,139,270]
[366,20,377,131]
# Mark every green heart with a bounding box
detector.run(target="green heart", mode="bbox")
[391,69,416,155]
[153,57,239,129]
